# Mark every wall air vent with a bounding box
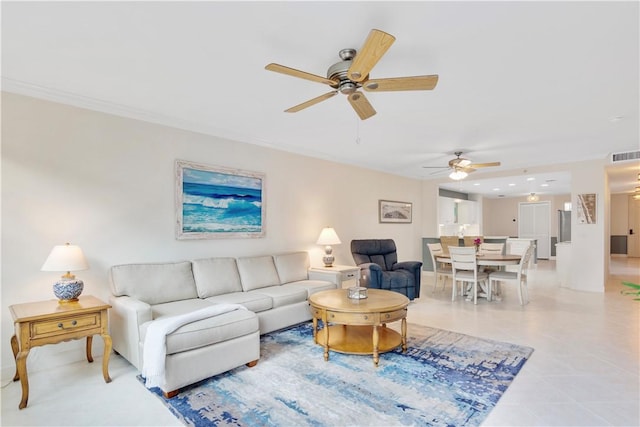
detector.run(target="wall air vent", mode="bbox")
[610,150,640,163]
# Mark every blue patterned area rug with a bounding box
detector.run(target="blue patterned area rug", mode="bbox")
[141,322,533,426]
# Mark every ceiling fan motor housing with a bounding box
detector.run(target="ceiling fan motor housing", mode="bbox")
[327,49,362,95]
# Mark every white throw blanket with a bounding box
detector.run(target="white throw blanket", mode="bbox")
[142,303,247,388]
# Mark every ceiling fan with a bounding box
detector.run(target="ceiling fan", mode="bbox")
[423,152,501,180]
[265,29,438,120]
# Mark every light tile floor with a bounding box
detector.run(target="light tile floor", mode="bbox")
[1,257,638,426]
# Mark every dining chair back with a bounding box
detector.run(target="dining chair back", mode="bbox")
[439,236,459,255]
[448,246,489,305]
[463,236,482,247]
[488,244,533,305]
[479,242,504,255]
[427,243,453,292]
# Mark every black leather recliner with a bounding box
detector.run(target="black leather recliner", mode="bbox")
[350,239,422,300]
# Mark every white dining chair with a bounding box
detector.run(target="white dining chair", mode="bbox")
[479,242,504,255]
[449,246,489,305]
[427,243,453,292]
[478,242,505,273]
[488,245,534,305]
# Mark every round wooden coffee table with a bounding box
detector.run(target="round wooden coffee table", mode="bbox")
[308,288,409,366]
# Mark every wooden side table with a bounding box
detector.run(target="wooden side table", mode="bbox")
[308,265,361,288]
[9,295,112,409]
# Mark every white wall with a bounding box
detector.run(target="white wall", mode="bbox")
[569,159,608,292]
[1,92,426,378]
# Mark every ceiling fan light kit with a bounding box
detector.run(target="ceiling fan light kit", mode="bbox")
[449,170,468,180]
[265,29,439,120]
[424,151,501,180]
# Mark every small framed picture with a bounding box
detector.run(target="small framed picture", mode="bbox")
[378,200,412,223]
[576,193,596,224]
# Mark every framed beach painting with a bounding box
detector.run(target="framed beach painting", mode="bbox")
[379,200,412,223]
[175,160,266,239]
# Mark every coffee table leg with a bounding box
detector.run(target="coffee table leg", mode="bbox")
[312,317,318,344]
[322,314,329,361]
[401,318,407,352]
[372,325,379,367]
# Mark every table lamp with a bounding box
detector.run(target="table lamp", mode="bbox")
[316,227,341,267]
[41,243,89,303]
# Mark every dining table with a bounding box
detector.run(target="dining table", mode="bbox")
[435,253,521,266]
[435,253,522,301]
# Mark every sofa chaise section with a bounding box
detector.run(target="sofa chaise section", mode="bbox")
[108,251,336,397]
[109,260,260,398]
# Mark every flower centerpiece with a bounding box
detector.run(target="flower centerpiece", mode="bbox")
[473,238,482,253]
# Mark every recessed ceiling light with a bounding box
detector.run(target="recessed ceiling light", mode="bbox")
[493,188,500,191]
[541,183,549,187]
[526,177,535,181]
[473,183,480,186]
[508,183,516,186]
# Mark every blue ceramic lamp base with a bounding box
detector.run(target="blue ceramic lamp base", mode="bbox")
[53,278,84,303]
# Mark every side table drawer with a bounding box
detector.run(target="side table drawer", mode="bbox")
[341,271,358,280]
[326,310,378,325]
[31,313,101,339]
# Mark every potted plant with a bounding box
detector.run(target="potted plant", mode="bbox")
[621,282,640,300]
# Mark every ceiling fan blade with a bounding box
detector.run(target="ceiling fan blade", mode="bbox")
[285,91,338,113]
[265,63,338,87]
[347,92,376,120]
[363,75,439,92]
[347,29,396,82]
[469,162,501,168]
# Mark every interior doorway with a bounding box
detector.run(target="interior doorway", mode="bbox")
[628,195,640,257]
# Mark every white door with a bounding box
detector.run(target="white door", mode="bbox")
[629,195,640,257]
[518,201,551,259]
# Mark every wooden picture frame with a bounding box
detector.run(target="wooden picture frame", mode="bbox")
[379,200,412,223]
[175,159,266,239]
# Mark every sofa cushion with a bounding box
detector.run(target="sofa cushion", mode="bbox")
[110,261,197,305]
[140,302,259,356]
[286,279,338,297]
[237,256,281,291]
[192,257,243,298]
[247,285,308,308]
[273,252,310,284]
[204,292,273,313]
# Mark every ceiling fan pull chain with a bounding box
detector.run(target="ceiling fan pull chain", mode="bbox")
[355,118,361,145]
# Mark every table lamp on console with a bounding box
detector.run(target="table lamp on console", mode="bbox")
[41,242,89,303]
[316,227,341,267]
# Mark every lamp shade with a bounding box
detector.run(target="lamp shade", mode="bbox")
[41,243,89,272]
[316,227,342,246]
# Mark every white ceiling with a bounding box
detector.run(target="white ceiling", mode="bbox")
[2,1,639,197]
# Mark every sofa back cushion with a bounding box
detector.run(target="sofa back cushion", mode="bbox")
[192,257,243,298]
[109,261,197,305]
[274,252,310,284]
[237,255,281,291]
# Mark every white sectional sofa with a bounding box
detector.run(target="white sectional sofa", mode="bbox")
[108,251,336,397]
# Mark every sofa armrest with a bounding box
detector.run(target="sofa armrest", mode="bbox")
[108,295,152,370]
[356,262,382,288]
